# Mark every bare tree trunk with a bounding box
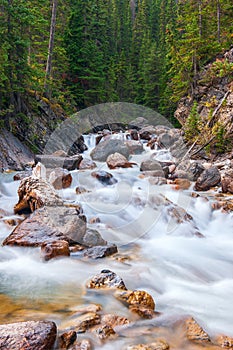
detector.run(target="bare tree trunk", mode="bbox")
[44,0,58,96]
[217,0,221,43]
[130,0,136,22]
[198,0,202,36]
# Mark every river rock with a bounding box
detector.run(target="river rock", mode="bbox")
[41,240,70,261]
[79,158,97,170]
[48,168,72,190]
[185,317,210,342]
[82,229,107,247]
[141,170,165,178]
[195,167,221,191]
[129,306,157,319]
[84,244,118,259]
[173,178,191,190]
[35,154,83,171]
[173,161,205,181]
[129,117,148,129]
[126,340,169,350]
[139,126,157,140]
[101,314,129,328]
[90,139,130,161]
[87,270,127,290]
[69,339,92,350]
[75,186,90,195]
[148,177,167,185]
[125,140,144,154]
[107,153,135,169]
[91,170,117,185]
[59,330,77,349]
[60,312,100,333]
[52,150,67,157]
[14,176,63,214]
[157,132,174,148]
[93,324,116,340]
[3,206,86,247]
[115,290,155,311]
[221,169,233,194]
[215,335,233,348]
[0,320,57,350]
[140,159,163,172]
[130,129,139,140]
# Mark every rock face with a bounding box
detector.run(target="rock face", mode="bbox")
[174,48,233,152]
[3,206,86,247]
[195,167,221,191]
[0,320,57,350]
[90,139,130,161]
[87,270,127,290]
[107,153,135,169]
[0,129,34,172]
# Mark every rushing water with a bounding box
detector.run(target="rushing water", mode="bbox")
[0,135,233,349]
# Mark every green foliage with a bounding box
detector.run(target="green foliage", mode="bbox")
[213,122,229,153]
[184,101,201,140]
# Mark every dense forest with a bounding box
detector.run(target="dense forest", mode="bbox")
[0,0,232,124]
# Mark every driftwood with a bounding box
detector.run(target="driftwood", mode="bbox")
[207,90,230,128]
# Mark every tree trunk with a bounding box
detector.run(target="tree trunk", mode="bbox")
[44,0,58,96]
[217,0,221,43]
[198,0,202,36]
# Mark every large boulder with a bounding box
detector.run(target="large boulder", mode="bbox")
[14,175,64,214]
[195,167,221,191]
[90,139,129,162]
[0,320,57,350]
[125,140,144,154]
[35,154,83,171]
[3,206,87,247]
[140,159,163,172]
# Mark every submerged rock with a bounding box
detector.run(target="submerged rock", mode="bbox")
[0,320,57,350]
[3,206,86,247]
[87,270,127,290]
[215,335,233,348]
[195,167,221,191]
[90,139,129,162]
[185,317,210,342]
[101,314,129,329]
[91,170,117,185]
[60,312,100,333]
[126,339,169,350]
[59,330,77,349]
[41,240,70,261]
[69,339,92,350]
[93,324,116,340]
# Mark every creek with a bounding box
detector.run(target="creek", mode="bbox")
[0,134,233,349]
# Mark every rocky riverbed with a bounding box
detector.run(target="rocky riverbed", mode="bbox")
[0,123,233,349]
